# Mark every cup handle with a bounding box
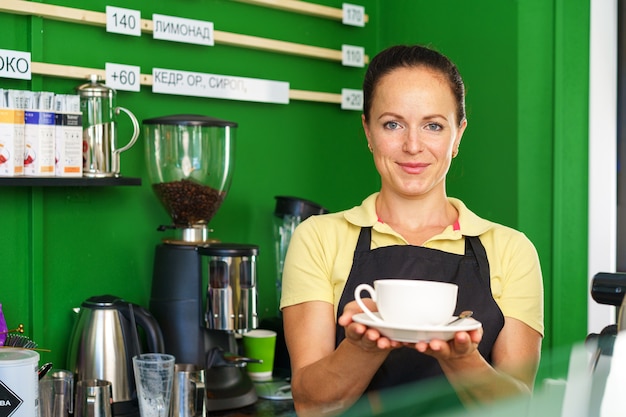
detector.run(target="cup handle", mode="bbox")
[112,106,140,154]
[192,378,205,414]
[67,374,74,414]
[86,393,96,412]
[354,284,383,323]
[110,106,139,175]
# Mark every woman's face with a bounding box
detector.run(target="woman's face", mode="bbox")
[362,66,467,199]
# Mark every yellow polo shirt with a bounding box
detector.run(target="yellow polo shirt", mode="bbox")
[280,193,544,336]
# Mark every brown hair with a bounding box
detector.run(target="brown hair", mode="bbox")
[362,45,466,126]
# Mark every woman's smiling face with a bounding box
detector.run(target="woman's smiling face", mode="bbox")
[362,65,467,199]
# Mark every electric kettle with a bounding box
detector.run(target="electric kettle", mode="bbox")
[67,295,165,417]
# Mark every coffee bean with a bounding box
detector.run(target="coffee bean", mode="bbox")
[153,179,226,227]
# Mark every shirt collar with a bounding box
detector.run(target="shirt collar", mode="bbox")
[343,192,493,237]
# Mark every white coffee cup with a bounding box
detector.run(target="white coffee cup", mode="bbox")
[354,279,458,327]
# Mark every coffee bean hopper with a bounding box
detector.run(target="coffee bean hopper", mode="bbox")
[143,115,259,411]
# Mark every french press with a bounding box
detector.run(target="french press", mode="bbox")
[76,75,139,177]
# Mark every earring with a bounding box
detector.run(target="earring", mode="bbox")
[452,149,459,158]
[368,144,373,153]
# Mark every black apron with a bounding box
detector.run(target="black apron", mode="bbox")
[336,227,505,392]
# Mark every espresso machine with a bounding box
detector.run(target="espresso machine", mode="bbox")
[583,272,626,414]
[588,271,626,356]
[144,115,259,411]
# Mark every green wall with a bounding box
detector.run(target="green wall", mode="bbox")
[0,0,591,377]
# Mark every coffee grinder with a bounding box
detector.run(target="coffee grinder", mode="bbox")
[144,114,258,411]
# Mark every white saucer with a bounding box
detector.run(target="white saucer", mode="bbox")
[253,378,293,400]
[352,312,482,343]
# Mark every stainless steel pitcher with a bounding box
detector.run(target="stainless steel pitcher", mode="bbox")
[38,369,74,417]
[169,364,205,417]
[74,379,113,417]
[67,295,165,417]
[76,75,139,177]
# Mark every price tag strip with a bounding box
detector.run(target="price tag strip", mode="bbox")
[152,68,290,104]
[0,1,369,64]
[3,51,361,110]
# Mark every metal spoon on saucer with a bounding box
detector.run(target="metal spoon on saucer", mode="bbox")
[446,310,473,325]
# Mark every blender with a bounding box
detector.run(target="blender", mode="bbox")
[273,196,328,312]
[144,114,259,411]
[262,197,328,376]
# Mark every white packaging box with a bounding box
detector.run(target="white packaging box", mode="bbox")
[24,110,55,176]
[0,108,25,176]
[55,112,83,176]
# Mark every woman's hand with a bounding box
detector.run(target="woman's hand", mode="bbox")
[284,300,393,416]
[338,299,403,351]
[412,327,483,360]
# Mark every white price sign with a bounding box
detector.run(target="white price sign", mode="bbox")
[341,88,363,111]
[342,3,365,27]
[0,48,31,80]
[105,63,141,92]
[153,14,214,46]
[342,45,365,68]
[106,6,141,37]
[152,68,289,104]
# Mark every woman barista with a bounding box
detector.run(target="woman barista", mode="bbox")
[280,44,544,416]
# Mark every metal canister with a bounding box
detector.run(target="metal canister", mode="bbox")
[199,243,259,332]
[0,347,39,417]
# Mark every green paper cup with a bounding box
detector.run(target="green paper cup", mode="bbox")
[243,329,277,381]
